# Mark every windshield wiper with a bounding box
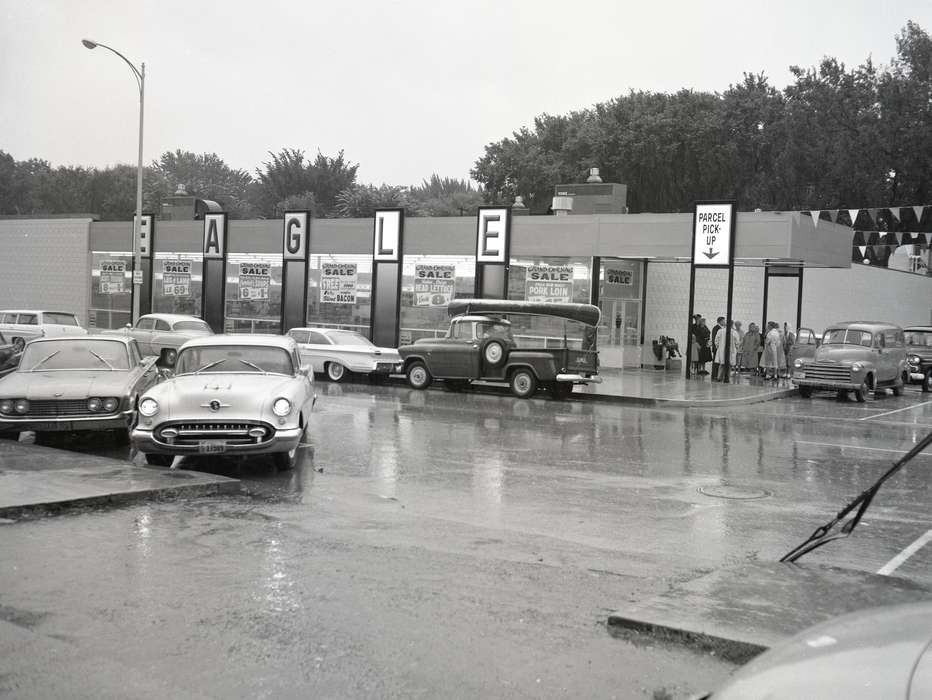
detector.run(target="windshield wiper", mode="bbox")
[781,428,932,563]
[193,359,225,374]
[88,350,115,370]
[28,350,60,371]
[237,359,268,374]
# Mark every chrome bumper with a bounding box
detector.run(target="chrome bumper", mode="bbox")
[0,409,134,433]
[132,426,303,456]
[909,371,926,381]
[556,373,602,384]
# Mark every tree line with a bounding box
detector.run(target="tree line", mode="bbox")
[1,22,929,220]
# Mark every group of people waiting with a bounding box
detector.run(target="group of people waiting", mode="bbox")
[689,315,795,381]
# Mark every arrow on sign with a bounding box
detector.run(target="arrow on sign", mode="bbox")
[703,248,719,260]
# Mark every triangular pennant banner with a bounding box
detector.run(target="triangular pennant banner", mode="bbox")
[891,232,902,244]
[867,208,879,224]
[857,245,867,257]
[889,208,900,222]
[829,210,839,223]
[872,245,886,256]
[848,209,860,226]
[917,233,928,246]
[914,205,924,222]
[810,210,820,227]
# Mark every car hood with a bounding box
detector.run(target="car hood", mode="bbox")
[907,346,932,360]
[711,601,932,699]
[812,346,874,364]
[143,372,297,421]
[0,370,133,399]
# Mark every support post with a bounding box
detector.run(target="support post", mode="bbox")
[201,212,228,333]
[370,209,404,347]
[280,211,311,334]
[795,267,804,331]
[474,207,511,299]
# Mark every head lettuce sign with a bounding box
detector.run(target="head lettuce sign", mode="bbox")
[414,264,455,306]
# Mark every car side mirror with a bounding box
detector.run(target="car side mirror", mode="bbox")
[300,364,311,376]
[125,323,132,329]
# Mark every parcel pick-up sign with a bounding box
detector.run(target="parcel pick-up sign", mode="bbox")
[692,203,735,267]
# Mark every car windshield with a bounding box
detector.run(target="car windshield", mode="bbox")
[173,320,212,333]
[175,345,294,375]
[822,328,873,346]
[42,313,79,326]
[906,330,932,348]
[327,331,373,347]
[21,339,129,371]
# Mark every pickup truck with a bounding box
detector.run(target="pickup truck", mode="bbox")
[397,299,601,399]
[905,326,932,392]
[101,313,213,366]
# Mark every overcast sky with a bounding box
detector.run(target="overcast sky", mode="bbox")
[1,0,930,186]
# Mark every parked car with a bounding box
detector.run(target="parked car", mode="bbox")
[131,335,315,470]
[905,326,932,393]
[700,601,932,699]
[286,327,402,382]
[0,335,160,439]
[101,313,213,366]
[0,309,87,351]
[786,327,822,367]
[792,321,908,402]
[397,299,601,399]
[0,330,23,379]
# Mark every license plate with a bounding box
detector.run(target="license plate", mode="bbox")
[198,440,226,454]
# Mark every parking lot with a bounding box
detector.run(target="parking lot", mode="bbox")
[2,381,931,698]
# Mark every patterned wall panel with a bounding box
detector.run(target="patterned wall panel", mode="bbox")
[0,219,92,322]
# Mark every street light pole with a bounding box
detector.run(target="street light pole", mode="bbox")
[82,39,145,324]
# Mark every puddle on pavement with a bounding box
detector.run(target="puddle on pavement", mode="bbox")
[698,484,772,500]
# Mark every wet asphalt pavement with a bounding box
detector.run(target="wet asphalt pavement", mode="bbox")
[1,380,931,698]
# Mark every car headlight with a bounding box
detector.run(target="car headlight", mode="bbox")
[272,398,292,416]
[87,397,102,412]
[139,397,159,416]
[852,362,864,372]
[0,399,12,414]
[909,355,921,364]
[794,359,804,368]
[102,397,119,413]
[14,399,29,414]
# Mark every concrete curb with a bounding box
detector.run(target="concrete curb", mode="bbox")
[0,475,241,520]
[606,611,769,665]
[577,387,797,408]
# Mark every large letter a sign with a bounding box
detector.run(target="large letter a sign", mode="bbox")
[203,213,227,259]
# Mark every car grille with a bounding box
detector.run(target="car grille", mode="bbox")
[156,421,273,446]
[21,400,112,417]
[803,363,852,382]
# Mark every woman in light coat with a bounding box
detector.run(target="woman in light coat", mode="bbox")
[713,320,740,381]
[760,321,786,380]
[741,323,762,372]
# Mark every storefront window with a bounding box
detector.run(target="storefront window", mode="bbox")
[152,252,203,316]
[399,255,475,344]
[89,251,133,330]
[505,256,592,347]
[307,254,373,337]
[224,253,283,334]
[598,258,643,369]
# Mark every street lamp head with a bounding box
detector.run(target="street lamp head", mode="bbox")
[81,39,98,49]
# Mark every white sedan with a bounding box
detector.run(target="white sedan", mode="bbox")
[286,327,402,382]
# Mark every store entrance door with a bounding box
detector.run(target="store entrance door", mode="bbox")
[597,259,643,369]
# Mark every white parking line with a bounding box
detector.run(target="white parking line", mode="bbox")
[878,529,932,575]
[794,440,932,456]
[858,399,932,421]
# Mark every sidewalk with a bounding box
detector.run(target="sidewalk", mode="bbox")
[0,439,240,519]
[575,367,796,407]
